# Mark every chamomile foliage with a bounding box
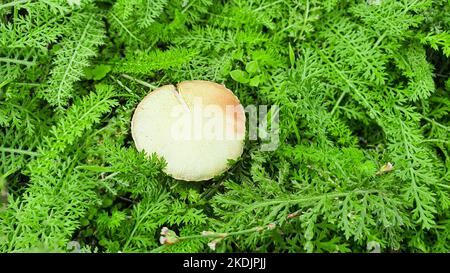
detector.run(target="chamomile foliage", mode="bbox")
[0,0,449,253]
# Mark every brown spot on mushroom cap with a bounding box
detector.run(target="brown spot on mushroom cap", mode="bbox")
[177,80,246,137]
[177,80,241,109]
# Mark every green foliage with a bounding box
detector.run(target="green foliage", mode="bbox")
[0,0,449,253]
[113,48,198,75]
[42,9,106,108]
[422,32,450,57]
[112,0,168,29]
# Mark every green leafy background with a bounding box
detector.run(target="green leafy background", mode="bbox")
[0,0,449,253]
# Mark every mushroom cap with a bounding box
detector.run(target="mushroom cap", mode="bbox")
[131,80,246,181]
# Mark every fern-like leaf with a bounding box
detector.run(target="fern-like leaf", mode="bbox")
[41,10,105,108]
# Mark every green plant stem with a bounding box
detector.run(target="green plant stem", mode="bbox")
[0,57,35,66]
[120,74,158,89]
[314,44,375,115]
[0,0,29,10]
[254,0,283,12]
[0,147,39,156]
[330,90,347,117]
[241,189,380,212]
[422,117,450,132]
[178,226,266,241]
[109,13,142,42]
[110,75,140,99]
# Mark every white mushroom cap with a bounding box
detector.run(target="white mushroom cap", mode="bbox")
[131,80,246,181]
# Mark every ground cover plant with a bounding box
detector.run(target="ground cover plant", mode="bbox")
[0,0,449,253]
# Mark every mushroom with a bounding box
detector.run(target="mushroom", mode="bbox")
[131,80,246,181]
